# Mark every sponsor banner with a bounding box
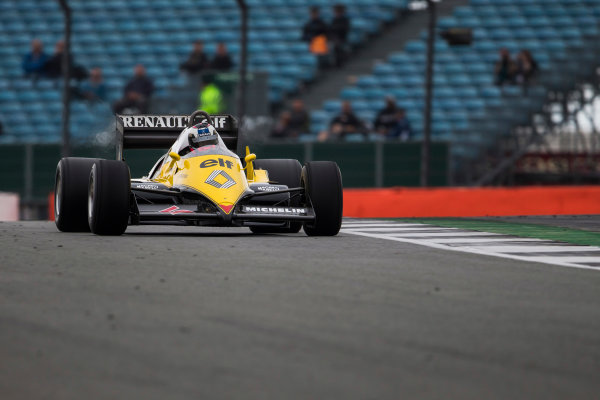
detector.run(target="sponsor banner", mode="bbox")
[241,205,307,214]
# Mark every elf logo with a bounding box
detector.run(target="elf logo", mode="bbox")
[200,158,234,169]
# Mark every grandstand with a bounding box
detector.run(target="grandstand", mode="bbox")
[310,0,600,182]
[0,0,406,143]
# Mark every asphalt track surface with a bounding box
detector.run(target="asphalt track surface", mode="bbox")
[1,221,600,399]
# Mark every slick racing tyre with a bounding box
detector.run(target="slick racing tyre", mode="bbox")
[301,161,343,236]
[88,159,131,236]
[250,159,302,234]
[55,157,99,232]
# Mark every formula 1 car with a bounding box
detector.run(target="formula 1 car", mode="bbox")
[54,110,343,236]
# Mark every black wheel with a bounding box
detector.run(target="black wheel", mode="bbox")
[301,161,343,236]
[250,159,302,234]
[54,157,98,232]
[88,160,131,235]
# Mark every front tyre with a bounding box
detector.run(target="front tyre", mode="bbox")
[88,160,131,235]
[302,161,343,236]
[55,157,98,232]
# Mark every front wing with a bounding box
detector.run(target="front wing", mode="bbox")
[130,187,315,226]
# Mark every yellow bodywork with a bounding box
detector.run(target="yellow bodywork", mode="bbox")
[150,147,268,214]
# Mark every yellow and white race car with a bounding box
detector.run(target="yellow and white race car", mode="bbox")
[54,110,343,236]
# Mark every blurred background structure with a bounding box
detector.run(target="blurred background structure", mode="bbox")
[2,0,600,218]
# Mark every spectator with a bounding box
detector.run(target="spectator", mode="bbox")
[374,96,399,136]
[197,74,224,114]
[289,99,310,135]
[271,111,294,139]
[329,4,350,67]
[387,109,412,141]
[302,6,328,43]
[210,43,234,72]
[43,40,88,81]
[319,101,367,141]
[271,99,310,138]
[494,48,515,87]
[22,39,48,79]
[179,40,209,75]
[113,64,154,114]
[302,6,329,67]
[76,67,107,103]
[515,49,538,92]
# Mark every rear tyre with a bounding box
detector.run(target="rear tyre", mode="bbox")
[54,157,98,232]
[250,159,302,234]
[88,160,131,236]
[302,161,343,236]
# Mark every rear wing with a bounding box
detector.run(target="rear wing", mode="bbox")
[115,114,238,160]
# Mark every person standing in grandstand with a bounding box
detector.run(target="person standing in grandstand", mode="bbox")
[210,43,234,72]
[112,64,154,114]
[319,101,367,141]
[515,49,538,93]
[329,4,350,68]
[494,48,515,87]
[197,74,224,114]
[179,40,210,75]
[22,39,48,80]
[302,6,328,44]
[289,99,310,136]
[43,40,88,82]
[302,6,329,68]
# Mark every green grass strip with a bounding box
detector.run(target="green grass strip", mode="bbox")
[394,218,600,247]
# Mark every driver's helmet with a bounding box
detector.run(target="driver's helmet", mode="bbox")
[186,121,219,148]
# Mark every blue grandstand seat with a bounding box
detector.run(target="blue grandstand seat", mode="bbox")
[341,87,363,100]
[356,76,379,88]
[323,100,342,114]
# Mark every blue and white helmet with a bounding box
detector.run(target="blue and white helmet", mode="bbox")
[187,121,219,148]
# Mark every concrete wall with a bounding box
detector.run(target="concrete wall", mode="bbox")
[0,192,19,221]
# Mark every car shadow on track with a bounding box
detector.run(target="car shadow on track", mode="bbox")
[125,232,305,238]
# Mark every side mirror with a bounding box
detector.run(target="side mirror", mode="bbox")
[169,151,181,161]
[244,146,256,181]
[244,153,256,164]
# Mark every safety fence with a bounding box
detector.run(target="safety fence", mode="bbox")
[0,141,450,202]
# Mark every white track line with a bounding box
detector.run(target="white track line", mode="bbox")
[461,245,600,254]
[385,231,502,237]
[525,256,600,264]
[422,238,545,244]
[341,224,436,229]
[343,220,396,224]
[341,222,600,272]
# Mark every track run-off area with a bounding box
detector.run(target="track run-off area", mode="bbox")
[1,219,600,399]
[342,219,600,271]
